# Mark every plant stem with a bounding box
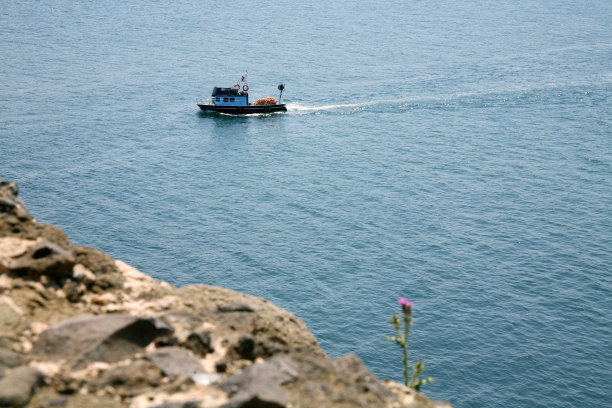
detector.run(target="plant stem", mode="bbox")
[403,314,412,386]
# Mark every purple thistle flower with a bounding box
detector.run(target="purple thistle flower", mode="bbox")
[398,297,413,315]
[398,297,413,307]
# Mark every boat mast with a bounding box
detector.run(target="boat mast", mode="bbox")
[278,84,285,103]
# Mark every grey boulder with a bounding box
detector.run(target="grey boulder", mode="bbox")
[0,366,44,407]
[33,314,173,369]
[2,239,75,278]
[219,355,298,408]
[144,347,205,378]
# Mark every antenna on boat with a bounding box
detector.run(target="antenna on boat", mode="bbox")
[278,84,285,103]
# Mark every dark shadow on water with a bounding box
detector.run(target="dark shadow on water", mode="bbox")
[196,111,287,141]
[196,110,286,125]
[197,110,249,126]
[196,109,286,140]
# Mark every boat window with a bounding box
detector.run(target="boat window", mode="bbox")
[215,98,220,102]
[230,98,235,102]
[223,98,228,102]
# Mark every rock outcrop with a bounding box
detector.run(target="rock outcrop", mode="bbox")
[0,177,451,408]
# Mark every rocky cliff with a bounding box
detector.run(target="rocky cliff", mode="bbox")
[0,178,451,408]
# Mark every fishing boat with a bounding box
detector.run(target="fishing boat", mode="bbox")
[198,75,286,115]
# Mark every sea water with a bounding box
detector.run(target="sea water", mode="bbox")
[1,1,610,407]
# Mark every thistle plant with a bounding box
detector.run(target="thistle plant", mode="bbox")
[385,297,434,391]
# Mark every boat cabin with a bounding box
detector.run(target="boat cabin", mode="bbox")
[211,87,248,106]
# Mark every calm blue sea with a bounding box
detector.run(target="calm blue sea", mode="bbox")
[1,1,611,406]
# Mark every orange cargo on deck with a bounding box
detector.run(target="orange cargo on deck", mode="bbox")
[254,97,277,106]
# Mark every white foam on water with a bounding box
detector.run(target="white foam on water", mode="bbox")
[285,76,612,116]
[287,102,367,113]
